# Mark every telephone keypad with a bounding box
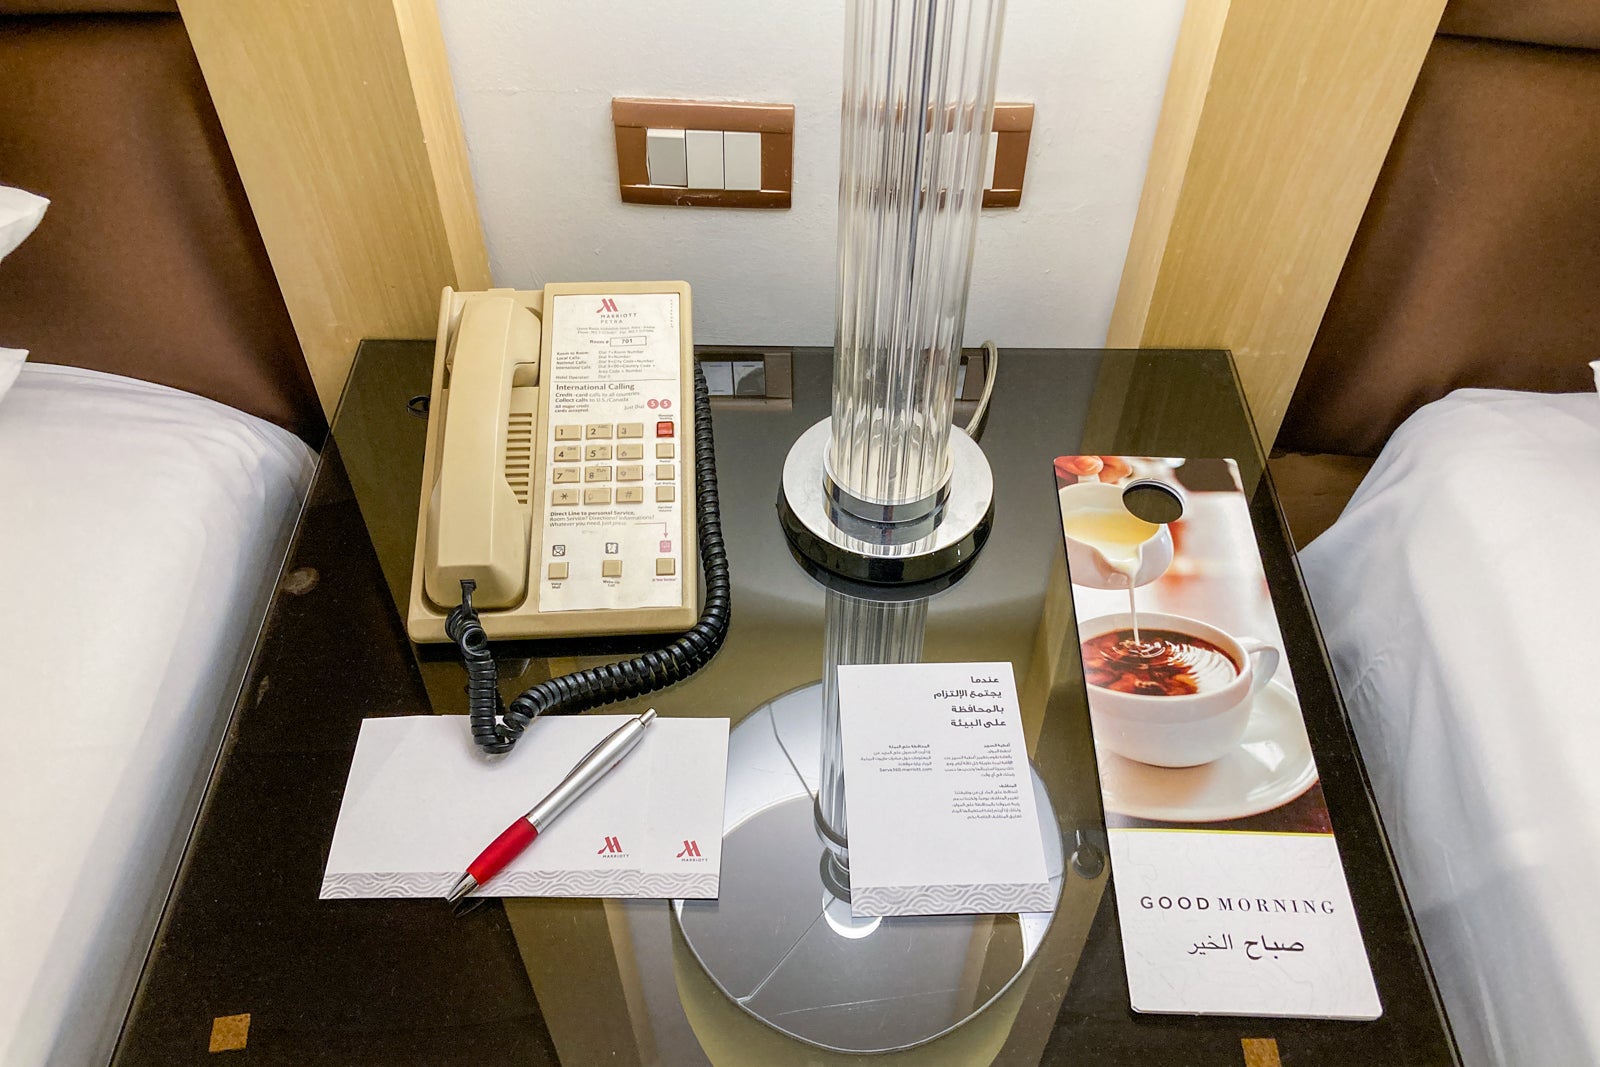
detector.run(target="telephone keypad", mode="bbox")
[528,287,687,610]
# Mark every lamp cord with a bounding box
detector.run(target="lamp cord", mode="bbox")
[445,362,730,754]
[966,341,999,440]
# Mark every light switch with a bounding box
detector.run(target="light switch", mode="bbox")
[724,131,762,191]
[685,129,724,189]
[985,130,1000,189]
[646,128,687,187]
[701,360,734,396]
[732,360,766,396]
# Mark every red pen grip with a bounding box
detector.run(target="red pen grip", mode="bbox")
[465,819,538,887]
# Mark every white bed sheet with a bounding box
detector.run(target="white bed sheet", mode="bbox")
[1299,388,1600,1067]
[0,364,314,1067]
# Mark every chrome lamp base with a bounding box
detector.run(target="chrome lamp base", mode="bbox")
[777,418,995,585]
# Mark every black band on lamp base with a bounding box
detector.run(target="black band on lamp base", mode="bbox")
[778,418,995,585]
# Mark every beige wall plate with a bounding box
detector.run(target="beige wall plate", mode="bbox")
[612,98,794,208]
[984,103,1034,208]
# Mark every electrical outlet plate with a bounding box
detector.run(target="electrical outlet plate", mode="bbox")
[984,103,1033,208]
[612,98,1026,209]
[613,99,794,208]
[695,347,793,411]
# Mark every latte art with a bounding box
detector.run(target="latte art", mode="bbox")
[1082,629,1239,697]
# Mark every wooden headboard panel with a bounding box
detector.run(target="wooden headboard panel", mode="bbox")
[1276,0,1600,457]
[0,4,325,445]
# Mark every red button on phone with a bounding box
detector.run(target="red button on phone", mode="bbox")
[656,420,674,437]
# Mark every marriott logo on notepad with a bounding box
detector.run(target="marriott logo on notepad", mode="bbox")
[596,836,623,856]
[676,840,703,859]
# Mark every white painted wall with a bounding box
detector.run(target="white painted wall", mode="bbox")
[436,0,1183,348]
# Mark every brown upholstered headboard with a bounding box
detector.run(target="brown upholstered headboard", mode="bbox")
[1277,0,1600,457]
[0,2,324,445]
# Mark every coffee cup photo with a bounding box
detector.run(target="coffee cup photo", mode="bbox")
[1078,611,1280,768]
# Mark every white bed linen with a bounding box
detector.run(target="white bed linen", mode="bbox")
[1299,389,1600,1067]
[0,363,314,1067]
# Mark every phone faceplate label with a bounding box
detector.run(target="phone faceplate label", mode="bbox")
[539,292,685,613]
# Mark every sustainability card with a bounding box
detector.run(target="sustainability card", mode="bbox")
[836,661,1054,917]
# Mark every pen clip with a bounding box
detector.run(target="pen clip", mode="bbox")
[572,734,612,770]
[565,713,646,781]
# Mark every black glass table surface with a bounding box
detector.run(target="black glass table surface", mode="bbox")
[114,343,1458,1065]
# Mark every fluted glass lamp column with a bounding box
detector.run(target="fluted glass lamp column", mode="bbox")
[815,587,930,900]
[780,0,1004,584]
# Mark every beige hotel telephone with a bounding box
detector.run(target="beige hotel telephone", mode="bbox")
[408,282,729,753]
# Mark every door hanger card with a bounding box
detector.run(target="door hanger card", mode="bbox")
[1055,456,1380,1020]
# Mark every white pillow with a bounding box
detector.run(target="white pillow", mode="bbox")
[2,186,47,408]
[0,349,24,407]
[0,185,49,262]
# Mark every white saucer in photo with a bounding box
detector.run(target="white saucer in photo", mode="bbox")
[1097,681,1318,823]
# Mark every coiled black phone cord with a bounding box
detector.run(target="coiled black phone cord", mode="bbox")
[445,362,731,754]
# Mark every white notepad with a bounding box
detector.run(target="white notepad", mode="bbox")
[321,714,728,900]
[836,661,1054,917]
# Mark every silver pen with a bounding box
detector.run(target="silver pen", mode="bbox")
[446,708,657,903]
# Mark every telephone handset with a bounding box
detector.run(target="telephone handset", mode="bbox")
[422,291,539,611]
[408,283,730,753]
